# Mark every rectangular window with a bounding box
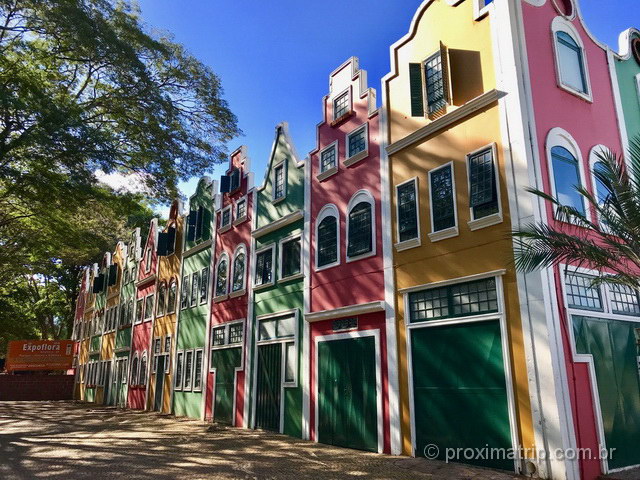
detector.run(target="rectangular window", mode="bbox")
[333,91,350,120]
[565,274,603,311]
[212,326,226,346]
[229,323,243,344]
[144,295,154,321]
[181,275,190,310]
[190,272,199,307]
[184,350,193,390]
[609,284,640,316]
[468,148,499,220]
[229,168,241,192]
[221,207,231,228]
[153,338,161,373]
[284,342,296,383]
[397,180,419,243]
[136,299,144,324]
[274,164,286,200]
[255,248,273,286]
[281,237,301,278]
[424,50,447,115]
[409,277,499,323]
[347,126,367,158]
[200,267,209,304]
[320,144,337,173]
[429,164,456,232]
[175,352,183,389]
[259,315,296,341]
[235,199,246,220]
[193,350,203,391]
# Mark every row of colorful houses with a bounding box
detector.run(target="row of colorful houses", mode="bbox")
[71,1,640,479]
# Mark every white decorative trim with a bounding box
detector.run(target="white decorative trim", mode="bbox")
[316,165,338,182]
[551,16,593,103]
[271,159,288,203]
[468,212,503,230]
[473,0,494,20]
[213,252,229,299]
[314,204,340,271]
[252,210,303,238]
[466,143,503,224]
[278,233,303,281]
[233,195,248,226]
[305,300,385,323]
[394,237,421,252]
[318,141,339,179]
[346,189,376,262]
[386,89,503,155]
[343,149,368,167]
[394,176,421,248]
[230,243,247,295]
[253,243,276,289]
[428,225,459,242]
[398,269,506,294]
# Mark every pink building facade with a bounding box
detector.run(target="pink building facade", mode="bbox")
[305,57,398,454]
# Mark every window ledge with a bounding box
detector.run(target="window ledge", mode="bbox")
[279,272,304,283]
[213,294,228,303]
[468,212,503,231]
[271,195,286,205]
[315,261,340,272]
[229,289,246,298]
[232,216,247,227]
[394,237,421,252]
[317,166,338,182]
[344,150,368,167]
[330,110,354,127]
[428,226,459,242]
[558,83,593,103]
[218,224,232,234]
[346,250,376,263]
[253,282,274,292]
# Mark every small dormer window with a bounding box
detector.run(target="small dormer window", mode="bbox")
[220,206,231,230]
[144,248,152,272]
[333,91,350,120]
[320,144,337,173]
[556,31,587,94]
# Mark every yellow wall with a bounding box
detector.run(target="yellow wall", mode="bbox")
[385,0,534,457]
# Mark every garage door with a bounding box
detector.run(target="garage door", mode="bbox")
[411,320,513,470]
[317,335,378,452]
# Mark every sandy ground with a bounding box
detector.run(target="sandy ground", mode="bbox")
[0,401,528,479]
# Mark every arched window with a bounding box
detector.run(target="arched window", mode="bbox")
[215,256,228,297]
[551,145,585,215]
[552,18,589,97]
[317,217,338,268]
[167,280,177,314]
[131,354,139,386]
[139,353,147,386]
[232,251,246,292]
[347,202,373,258]
[156,283,166,317]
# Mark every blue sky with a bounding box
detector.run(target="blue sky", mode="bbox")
[135,0,640,213]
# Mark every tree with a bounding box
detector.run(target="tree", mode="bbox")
[512,136,640,290]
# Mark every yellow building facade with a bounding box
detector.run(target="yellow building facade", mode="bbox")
[383,0,535,471]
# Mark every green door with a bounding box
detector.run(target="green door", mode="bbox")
[255,343,282,431]
[154,356,165,412]
[211,347,242,424]
[318,336,378,452]
[411,320,513,470]
[103,364,111,406]
[573,316,640,470]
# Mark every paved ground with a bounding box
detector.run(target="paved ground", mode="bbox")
[0,401,525,480]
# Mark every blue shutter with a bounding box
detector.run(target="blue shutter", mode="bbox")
[220,175,231,193]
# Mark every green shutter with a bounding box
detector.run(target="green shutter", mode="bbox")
[409,63,424,117]
[186,211,196,242]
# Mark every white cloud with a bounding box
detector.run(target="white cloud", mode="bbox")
[95,169,151,195]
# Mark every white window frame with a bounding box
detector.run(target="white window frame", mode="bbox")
[213,253,229,302]
[199,266,210,305]
[466,143,503,230]
[253,243,276,290]
[278,233,303,282]
[315,204,340,271]
[272,160,288,203]
[551,17,593,102]
[344,122,369,167]
[332,87,351,121]
[139,351,148,386]
[181,275,190,310]
[144,293,155,321]
[219,205,232,233]
[473,0,494,20]
[317,140,339,181]
[156,282,167,318]
[209,319,245,356]
[428,162,459,242]
[233,195,248,226]
[130,352,140,386]
[135,298,144,324]
[230,244,247,297]
[144,247,152,273]
[346,190,376,263]
[174,350,184,391]
[635,73,640,104]
[183,349,194,392]
[394,177,421,252]
[167,279,177,314]
[163,335,171,375]
[588,144,610,225]
[545,127,591,223]
[192,348,204,392]
[190,271,199,307]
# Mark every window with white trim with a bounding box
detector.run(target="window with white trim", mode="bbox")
[135,298,144,324]
[280,237,301,279]
[193,349,203,391]
[175,351,184,389]
[429,164,456,232]
[565,272,640,317]
[181,275,190,310]
[232,250,246,292]
[215,257,228,297]
[139,352,147,386]
[220,206,232,229]
[144,294,154,321]
[131,354,139,385]
[396,179,419,243]
[167,280,177,314]
[210,322,244,353]
[274,163,286,200]
[556,31,588,95]
[347,125,367,158]
[235,198,246,220]
[320,144,337,174]
[254,247,274,287]
[317,208,339,268]
[468,148,499,220]
[156,283,166,317]
[153,338,161,373]
[333,91,350,120]
[200,266,209,304]
[184,350,193,390]
[550,145,585,215]
[347,202,373,258]
[190,271,199,307]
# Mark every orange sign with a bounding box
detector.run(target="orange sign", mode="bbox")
[5,340,74,372]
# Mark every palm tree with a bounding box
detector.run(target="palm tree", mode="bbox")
[512,135,640,290]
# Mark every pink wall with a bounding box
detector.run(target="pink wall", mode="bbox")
[522,3,625,478]
[204,149,251,424]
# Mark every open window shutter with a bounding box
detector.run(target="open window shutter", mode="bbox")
[108,265,117,286]
[157,232,168,256]
[220,175,231,193]
[92,276,101,293]
[440,42,451,105]
[166,227,176,255]
[186,211,196,242]
[409,63,424,117]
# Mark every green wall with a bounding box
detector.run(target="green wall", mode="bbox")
[615,41,640,142]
